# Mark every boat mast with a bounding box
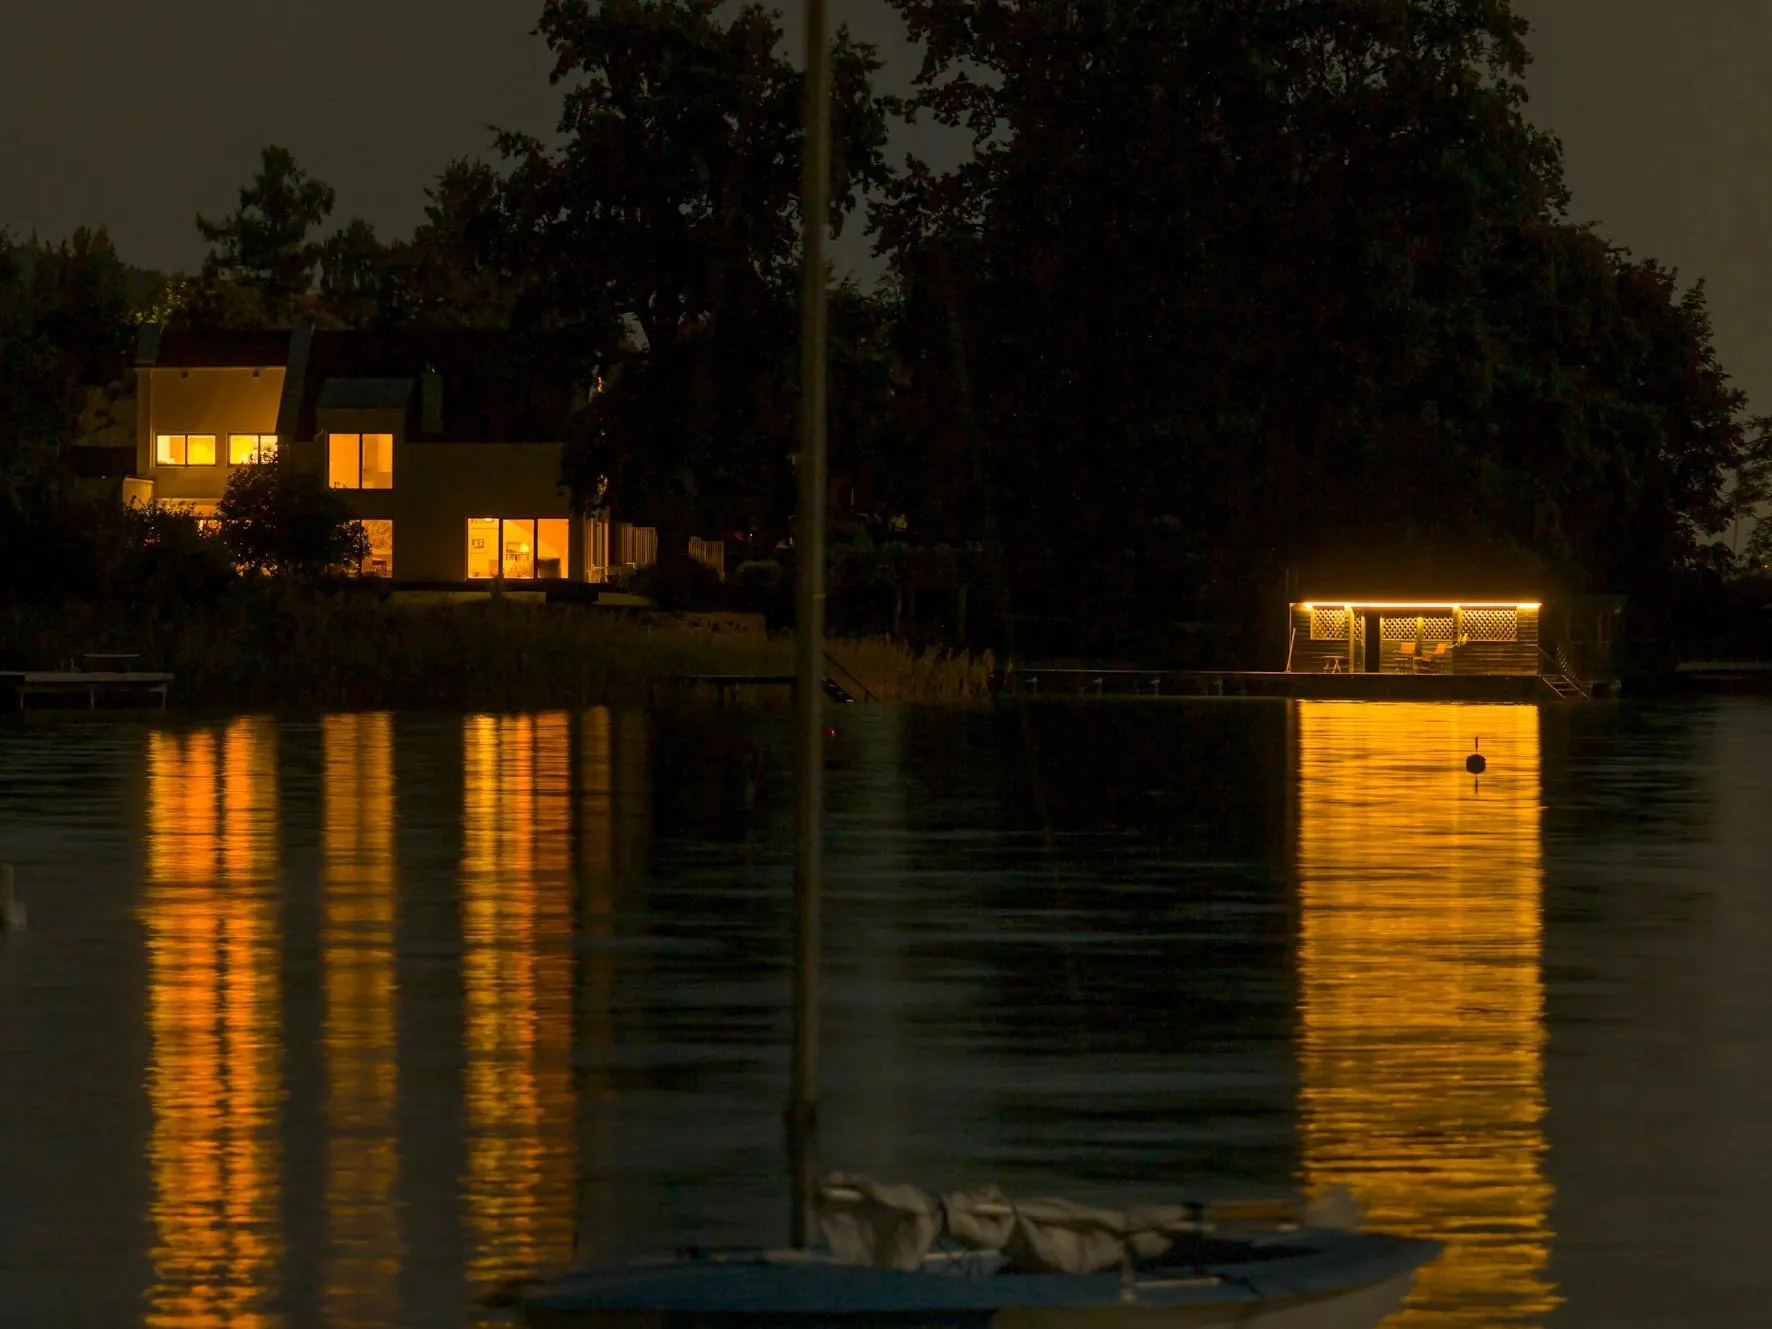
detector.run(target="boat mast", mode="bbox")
[789,0,831,1253]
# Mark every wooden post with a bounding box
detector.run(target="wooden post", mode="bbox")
[788,0,831,1255]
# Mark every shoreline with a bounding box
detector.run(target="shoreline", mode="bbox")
[0,595,995,711]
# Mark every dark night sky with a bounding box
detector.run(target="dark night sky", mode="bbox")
[4,0,1770,411]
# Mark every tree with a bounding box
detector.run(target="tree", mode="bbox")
[195,145,337,321]
[214,453,370,578]
[315,217,387,329]
[496,0,891,553]
[380,160,522,329]
[0,237,67,510]
[873,0,1763,648]
[0,227,145,508]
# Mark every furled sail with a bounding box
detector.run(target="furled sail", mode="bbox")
[818,1175,1206,1274]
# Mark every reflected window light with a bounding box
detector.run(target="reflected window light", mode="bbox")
[1295,702,1557,1324]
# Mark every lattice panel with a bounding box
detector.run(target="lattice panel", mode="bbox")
[1463,608,1518,642]
[1379,615,1456,643]
[1310,608,1350,640]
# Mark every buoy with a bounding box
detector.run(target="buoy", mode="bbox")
[1466,737,1486,775]
[0,863,24,932]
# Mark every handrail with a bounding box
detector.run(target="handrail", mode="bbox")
[1285,626,1297,673]
[822,651,881,703]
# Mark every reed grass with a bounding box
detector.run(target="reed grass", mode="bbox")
[0,596,994,710]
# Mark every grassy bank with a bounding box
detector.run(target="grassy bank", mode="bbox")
[0,595,994,709]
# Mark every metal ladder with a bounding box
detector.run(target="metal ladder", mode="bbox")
[1539,645,1590,701]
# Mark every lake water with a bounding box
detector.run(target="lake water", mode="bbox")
[0,698,1768,1328]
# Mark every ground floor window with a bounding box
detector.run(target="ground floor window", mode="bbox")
[358,520,393,578]
[466,517,570,580]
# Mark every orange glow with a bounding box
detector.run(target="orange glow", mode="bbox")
[322,713,402,1328]
[1296,702,1557,1327]
[143,720,283,1329]
[461,714,577,1288]
[1294,601,1541,611]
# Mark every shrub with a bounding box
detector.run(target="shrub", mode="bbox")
[215,453,369,577]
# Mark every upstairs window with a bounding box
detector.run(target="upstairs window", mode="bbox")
[228,434,278,465]
[327,433,394,489]
[155,434,217,466]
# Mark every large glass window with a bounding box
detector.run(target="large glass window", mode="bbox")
[465,518,570,581]
[502,519,536,579]
[328,433,394,489]
[156,434,218,466]
[466,518,501,580]
[228,434,278,465]
[536,519,569,580]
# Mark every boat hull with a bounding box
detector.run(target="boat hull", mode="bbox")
[527,1274,1413,1327]
[519,1228,1436,1329]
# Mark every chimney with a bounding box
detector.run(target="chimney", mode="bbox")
[421,368,443,436]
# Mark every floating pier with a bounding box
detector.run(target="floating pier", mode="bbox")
[998,668,1614,702]
[2,669,174,712]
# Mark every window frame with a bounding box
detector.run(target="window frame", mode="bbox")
[155,434,220,467]
[465,517,571,582]
[228,433,279,465]
[327,432,395,490]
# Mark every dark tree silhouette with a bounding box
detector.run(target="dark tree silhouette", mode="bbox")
[195,146,338,322]
[493,0,891,554]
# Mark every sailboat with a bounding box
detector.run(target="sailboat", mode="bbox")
[507,2,1441,1323]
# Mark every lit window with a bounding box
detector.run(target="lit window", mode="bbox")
[503,518,536,579]
[466,518,500,580]
[362,434,393,489]
[228,433,278,465]
[155,434,222,466]
[359,520,393,578]
[537,518,569,579]
[329,434,361,488]
[465,518,571,581]
[328,433,394,489]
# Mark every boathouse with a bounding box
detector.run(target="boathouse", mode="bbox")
[1286,597,1542,676]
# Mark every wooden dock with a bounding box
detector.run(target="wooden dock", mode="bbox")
[2,670,174,712]
[648,674,863,705]
[998,668,1614,702]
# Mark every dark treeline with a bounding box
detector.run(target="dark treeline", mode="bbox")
[4,0,1770,664]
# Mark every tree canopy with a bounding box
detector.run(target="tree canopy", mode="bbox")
[5,0,1767,652]
[872,0,1767,641]
[493,0,891,552]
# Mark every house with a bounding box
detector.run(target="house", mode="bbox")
[128,324,723,586]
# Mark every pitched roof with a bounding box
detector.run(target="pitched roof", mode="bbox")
[293,330,587,442]
[317,377,414,411]
[143,328,293,369]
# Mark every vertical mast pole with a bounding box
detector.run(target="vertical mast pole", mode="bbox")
[789,0,831,1253]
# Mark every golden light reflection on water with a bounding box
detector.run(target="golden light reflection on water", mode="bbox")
[1295,702,1557,1327]
[143,719,283,1329]
[462,713,577,1287]
[322,713,402,1327]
